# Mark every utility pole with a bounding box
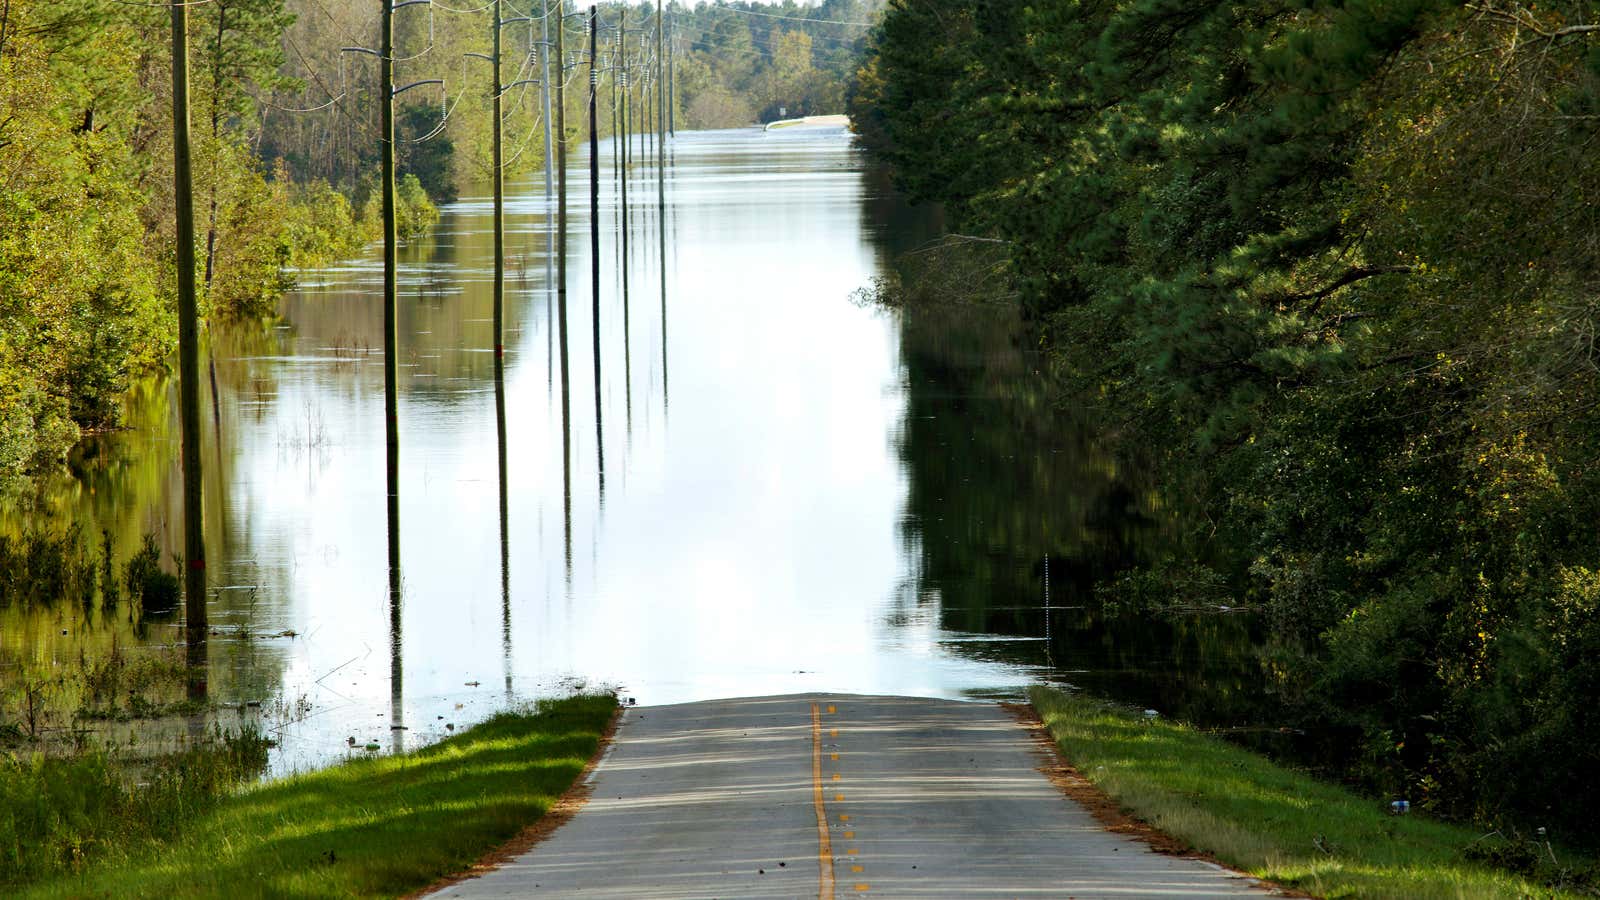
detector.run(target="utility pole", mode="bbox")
[588,5,604,492]
[555,0,568,306]
[589,5,600,323]
[469,2,532,360]
[619,11,628,233]
[381,0,398,531]
[379,0,402,742]
[336,2,438,728]
[667,6,675,136]
[170,0,207,667]
[656,0,665,211]
[554,1,571,554]
[540,0,554,205]
[491,0,504,358]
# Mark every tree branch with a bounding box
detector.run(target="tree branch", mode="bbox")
[1291,264,1414,312]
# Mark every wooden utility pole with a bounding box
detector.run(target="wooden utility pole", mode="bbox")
[619,11,629,234]
[491,0,505,358]
[667,6,675,136]
[554,1,571,554]
[381,0,400,536]
[555,0,568,304]
[656,0,665,211]
[171,0,207,658]
[540,1,554,205]
[589,5,604,492]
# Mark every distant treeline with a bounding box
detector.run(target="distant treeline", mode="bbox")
[852,0,1600,844]
[263,0,882,202]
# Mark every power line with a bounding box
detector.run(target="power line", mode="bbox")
[705,4,874,28]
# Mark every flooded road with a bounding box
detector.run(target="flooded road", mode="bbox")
[2,125,1267,775]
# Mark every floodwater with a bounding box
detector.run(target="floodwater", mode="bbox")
[2,125,1265,775]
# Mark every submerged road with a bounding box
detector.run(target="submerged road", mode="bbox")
[427,695,1267,899]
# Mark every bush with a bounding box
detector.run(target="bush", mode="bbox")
[123,535,178,615]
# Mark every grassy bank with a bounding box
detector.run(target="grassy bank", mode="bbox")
[1028,686,1593,899]
[15,694,616,899]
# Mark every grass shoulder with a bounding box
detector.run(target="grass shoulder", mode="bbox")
[18,694,617,900]
[1027,686,1592,899]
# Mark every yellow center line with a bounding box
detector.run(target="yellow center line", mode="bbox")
[811,702,836,900]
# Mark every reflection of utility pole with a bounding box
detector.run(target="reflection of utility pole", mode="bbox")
[170,0,207,661]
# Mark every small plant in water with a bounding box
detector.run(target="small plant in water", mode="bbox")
[124,534,179,614]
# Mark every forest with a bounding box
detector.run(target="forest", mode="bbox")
[851,0,1600,842]
[0,0,876,495]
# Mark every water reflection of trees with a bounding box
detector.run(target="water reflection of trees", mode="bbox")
[894,297,1285,733]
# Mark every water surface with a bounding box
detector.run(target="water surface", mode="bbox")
[4,125,1266,774]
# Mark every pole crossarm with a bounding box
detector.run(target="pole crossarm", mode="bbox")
[393,78,444,96]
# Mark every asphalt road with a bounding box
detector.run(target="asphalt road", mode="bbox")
[427,694,1267,899]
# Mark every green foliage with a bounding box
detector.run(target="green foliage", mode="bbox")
[1029,687,1597,898]
[0,727,270,888]
[859,0,1600,843]
[16,696,616,899]
[0,527,98,611]
[360,173,440,245]
[123,534,178,615]
[667,0,877,127]
[0,0,400,482]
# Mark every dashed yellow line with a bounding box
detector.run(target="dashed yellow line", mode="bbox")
[811,702,835,900]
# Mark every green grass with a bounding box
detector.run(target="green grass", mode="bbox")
[18,694,616,899]
[1028,686,1594,899]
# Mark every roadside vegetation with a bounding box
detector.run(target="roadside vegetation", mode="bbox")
[1030,686,1595,899]
[854,0,1600,847]
[0,0,435,494]
[9,694,615,899]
